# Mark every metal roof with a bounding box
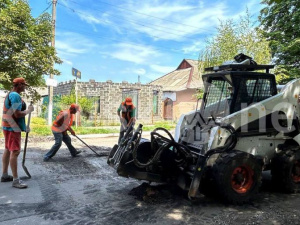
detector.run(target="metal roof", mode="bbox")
[149,59,203,91]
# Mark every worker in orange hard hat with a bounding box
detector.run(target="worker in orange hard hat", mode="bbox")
[1,77,34,189]
[43,104,81,162]
[117,97,136,144]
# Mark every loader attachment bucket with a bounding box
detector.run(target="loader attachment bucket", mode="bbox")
[107,124,143,174]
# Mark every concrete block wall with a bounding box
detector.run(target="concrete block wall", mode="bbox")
[54,80,163,125]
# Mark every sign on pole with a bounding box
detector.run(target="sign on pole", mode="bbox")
[46,78,58,87]
[72,67,81,127]
[72,67,81,79]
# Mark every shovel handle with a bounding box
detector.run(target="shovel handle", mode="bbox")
[26,101,32,131]
[22,101,33,178]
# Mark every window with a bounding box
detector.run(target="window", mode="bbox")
[234,76,274,112]
[202,78,232,117]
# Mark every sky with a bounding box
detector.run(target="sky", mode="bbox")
[28,0,264,84]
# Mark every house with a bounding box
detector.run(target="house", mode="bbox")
[149,59,203,121]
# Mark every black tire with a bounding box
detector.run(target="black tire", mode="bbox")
[271,150,300,193]
[212,150,262,204]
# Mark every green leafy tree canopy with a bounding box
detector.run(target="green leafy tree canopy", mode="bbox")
[0,0,62,97]
[199,10,271,72]
[259,0,300,82]
[60,87,95,119]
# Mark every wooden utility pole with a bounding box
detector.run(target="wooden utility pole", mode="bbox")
[48,0,57,125]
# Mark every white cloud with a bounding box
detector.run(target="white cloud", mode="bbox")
[133,68,146,75]
[55,32,99,57]
[77,10,112,27]
[61,58,73,66]
[182,41,206,54]
[64,0,262,43]
[56,40,87,54]
[110,43,160,64]
[118,1,226,41]
[150,64,175,74]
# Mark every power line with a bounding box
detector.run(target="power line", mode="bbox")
[64,0,215,33]
[57,2,211,42]
[40,2,52,14]
[55,24,200,59]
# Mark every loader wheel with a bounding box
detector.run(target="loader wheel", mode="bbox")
[271,150,300,193]
[212,151,262,204]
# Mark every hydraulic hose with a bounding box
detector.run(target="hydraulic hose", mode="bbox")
[132,127,192,168]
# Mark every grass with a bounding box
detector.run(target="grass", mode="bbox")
[0,118,176,137]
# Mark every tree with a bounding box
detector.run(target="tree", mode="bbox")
[199,11,272,72]
[0,0,62,98]
[40,87,95,123]
[60,87,95,120]
[259,0,300,82]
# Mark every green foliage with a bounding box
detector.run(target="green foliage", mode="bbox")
[29,124,52,136]
[0,0,62,101]
[40,95,63,121]
[194,89,204,99]
[259,0,300,82]
[30,117,47,125]
[199,10,271,72]
[274,66,291,84]
[60,87,95,119]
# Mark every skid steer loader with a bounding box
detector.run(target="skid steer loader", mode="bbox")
[108,54,300,204]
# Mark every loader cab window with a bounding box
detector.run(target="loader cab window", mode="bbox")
[233,76,275,112]
[202,78,233,118]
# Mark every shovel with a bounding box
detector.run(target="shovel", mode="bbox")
[74,134,107,157]
[22,104,32,178]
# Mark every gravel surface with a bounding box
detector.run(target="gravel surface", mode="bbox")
[0,136,300,225]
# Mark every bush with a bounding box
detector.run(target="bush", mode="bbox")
[28,125,51,136]
[30,117,47,125]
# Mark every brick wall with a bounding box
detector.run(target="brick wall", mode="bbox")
[54,80,163,125]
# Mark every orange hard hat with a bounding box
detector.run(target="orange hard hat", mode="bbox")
[13,77,29,86]
[70,103,80,112]
[125,97,133,105]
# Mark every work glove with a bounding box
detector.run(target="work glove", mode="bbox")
[27,105,34,113]
[71,130,75,136]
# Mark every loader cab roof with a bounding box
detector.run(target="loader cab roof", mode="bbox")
[204,64,274,73]
[201,64,277,118]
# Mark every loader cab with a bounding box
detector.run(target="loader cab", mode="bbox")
[201,64,276,119]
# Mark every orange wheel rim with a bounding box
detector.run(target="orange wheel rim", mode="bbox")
[231,165,254,194]
[292,160,300,183]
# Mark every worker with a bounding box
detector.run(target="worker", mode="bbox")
[117,97,136,144]
[43,104,81,162]
[1,77,34,189]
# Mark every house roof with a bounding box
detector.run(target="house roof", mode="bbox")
[149,59,203,92]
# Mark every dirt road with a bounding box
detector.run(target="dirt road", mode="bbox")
[0,135,300,225]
